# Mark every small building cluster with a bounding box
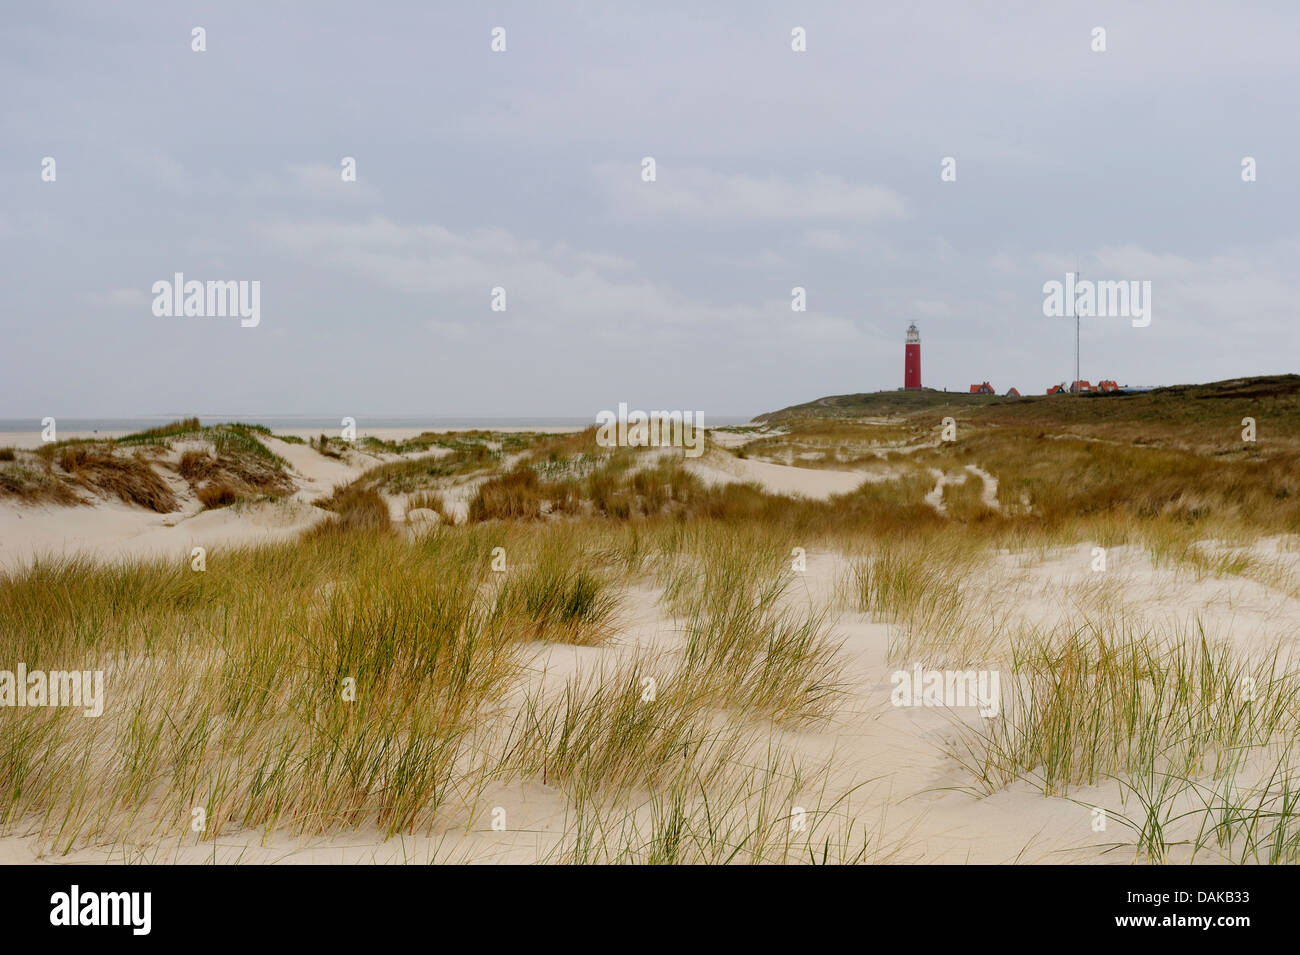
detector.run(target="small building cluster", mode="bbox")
[1046,380,1121,395]
[968,382,1020,397]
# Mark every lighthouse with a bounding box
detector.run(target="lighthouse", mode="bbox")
[904,323,921,390]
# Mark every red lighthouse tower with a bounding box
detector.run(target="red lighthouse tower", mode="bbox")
[904,323,921,390]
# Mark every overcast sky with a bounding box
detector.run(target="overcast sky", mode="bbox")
[2,1,1297,420]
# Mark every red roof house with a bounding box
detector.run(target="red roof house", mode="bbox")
[969,382,994,394]
[1005,387,1021,397]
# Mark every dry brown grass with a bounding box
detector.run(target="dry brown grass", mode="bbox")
[196,483,240,509]
[55,446,177,513]
[355,444,496,494]
[520,426,602,465]
[311,484,392,536]
[175,447,294,503]
[2,422,294,512]
[0,452,84,505]
[406,490,452,523]
[469,469,544,521]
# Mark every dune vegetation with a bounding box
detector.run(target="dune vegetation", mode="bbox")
[0,420,294,511]
[3,377,1300,863]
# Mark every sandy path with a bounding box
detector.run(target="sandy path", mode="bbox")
[705,427,771,449]
[925,465,1001,514]
[686,450,883,500]
[964,464,1002,511]
[924,468,962,514]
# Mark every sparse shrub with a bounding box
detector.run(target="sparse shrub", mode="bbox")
[197,483,240,509]
[546,477,584,514]
[315,434,343,459]
[178,449,215,481]
[469,469,543,521]
[312,484,391,535]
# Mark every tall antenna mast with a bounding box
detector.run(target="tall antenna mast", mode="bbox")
[1074,258,1081,391]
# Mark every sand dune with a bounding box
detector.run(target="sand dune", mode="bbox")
[0,435,427,570]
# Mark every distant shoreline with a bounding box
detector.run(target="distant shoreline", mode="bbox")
[0,416,756,451]
[0,415,755,434]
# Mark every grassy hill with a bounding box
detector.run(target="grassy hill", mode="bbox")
[754,375,1300,452]
[755,387,1016,420]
